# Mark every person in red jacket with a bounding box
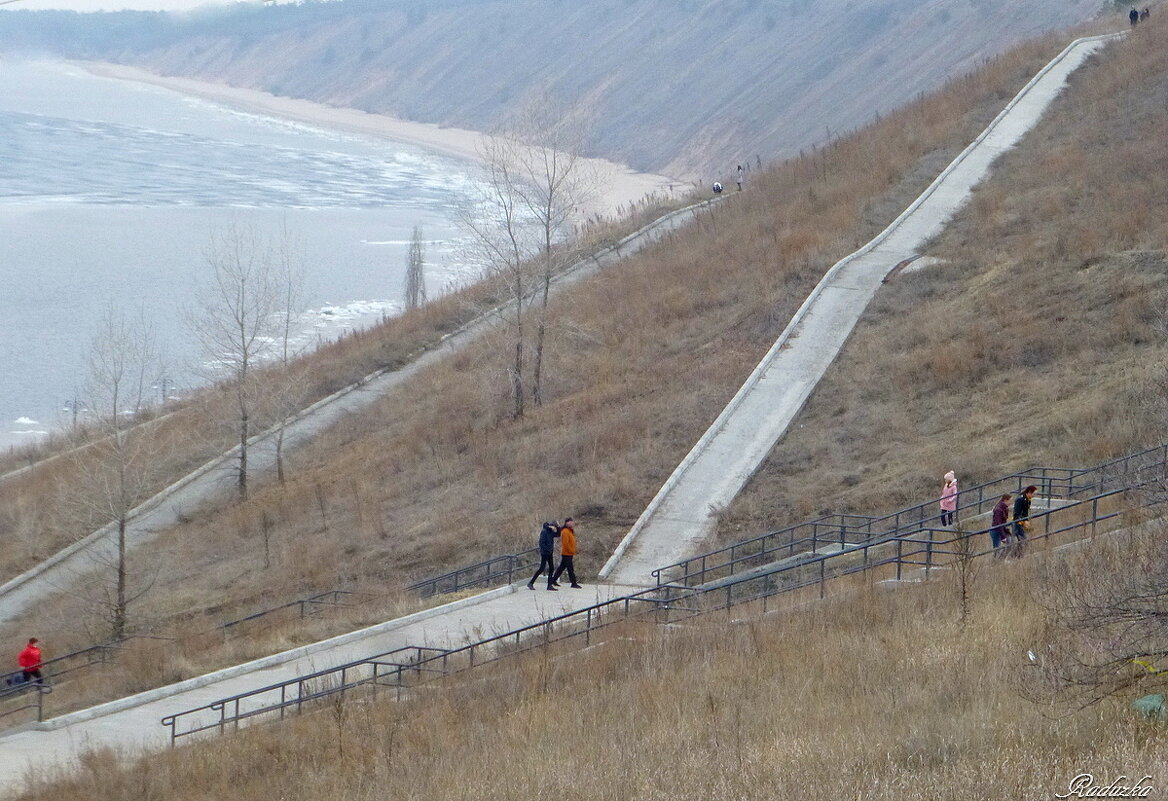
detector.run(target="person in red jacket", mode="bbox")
[551,517,583,589]
[18,638,43,684]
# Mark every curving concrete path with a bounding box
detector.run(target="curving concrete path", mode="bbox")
[600,32,1122,585]
[0,197,717,622]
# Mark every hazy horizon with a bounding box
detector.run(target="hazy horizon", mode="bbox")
[3,0,258,13]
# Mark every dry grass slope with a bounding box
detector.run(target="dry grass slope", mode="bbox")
[0,27,1141,725]
[14,536,1168,800]
[720,20,1168,541]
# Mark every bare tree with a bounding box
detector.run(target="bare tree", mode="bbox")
[501,95,596,406]
[191,224,295,499]
[459,93,596,416]
[459,137,536,419]
[1026,528,1168,709]
[270,227,308,484]
[403,225,427,311]
[70,307,167,639]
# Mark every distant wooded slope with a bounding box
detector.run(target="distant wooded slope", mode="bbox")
[1,0,1104,176]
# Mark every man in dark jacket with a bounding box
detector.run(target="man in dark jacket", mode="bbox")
[1011,486,1037,557]
[527,521,560,591]
[991,493,1012,556]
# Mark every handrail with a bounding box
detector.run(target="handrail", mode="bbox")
[219,590,363,633]
[701,483,1151,609]
[159,588,681,743]
[0,682,52,724]
[160,645,448,742]
[653,442,1168,588]
[161,469,1160,745]
[406,547,541,598]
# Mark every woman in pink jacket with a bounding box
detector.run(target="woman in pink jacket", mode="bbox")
[939,470,958,526]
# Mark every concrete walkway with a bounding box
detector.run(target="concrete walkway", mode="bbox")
[0,582,641,790]
[0,31,1123,795]
[0,196,718,621]
[600,33,1121,586]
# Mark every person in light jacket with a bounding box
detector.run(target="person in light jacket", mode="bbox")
[939,470,958,527]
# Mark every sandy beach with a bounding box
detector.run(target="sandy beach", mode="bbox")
[82,62,683,218]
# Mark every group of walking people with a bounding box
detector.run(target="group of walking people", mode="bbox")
[939,470,1037,558]
[528,517,583,591]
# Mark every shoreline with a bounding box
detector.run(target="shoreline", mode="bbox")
[80,61,686,218]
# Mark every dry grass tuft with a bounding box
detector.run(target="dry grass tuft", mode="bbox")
[13,524,1168,800]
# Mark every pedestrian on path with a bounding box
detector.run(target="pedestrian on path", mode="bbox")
[736,165,744,191]
[551,517,583,589]
[939,470,958,527]
[528,521,561,591]
[1130,7,1140,26]
[991,493,1012,556]
[17,638,43,684]
[1010,485,1037,557]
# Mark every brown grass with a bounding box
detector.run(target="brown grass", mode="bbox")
[13,525,1168,801]
[719,20,1168,541]
[0,28,1129,715]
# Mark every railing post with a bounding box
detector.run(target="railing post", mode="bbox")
[896,539,903,581]
[819,559,826,599]
[1091,497,1098,538]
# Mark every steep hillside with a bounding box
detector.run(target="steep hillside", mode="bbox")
[719,19,1168,539]
[0,0,1106,175]
[0,34,1077,691]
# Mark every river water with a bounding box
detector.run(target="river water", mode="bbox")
[0,60,486,451]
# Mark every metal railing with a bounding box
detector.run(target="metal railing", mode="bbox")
[652,443,1168,589]
[691,485,1150,615]
[0,681,52,724]
[160,466,1165,745]
[160,587,695,744]
[219,590,363,635]
[160,645,448,742]
[406,548,541,597]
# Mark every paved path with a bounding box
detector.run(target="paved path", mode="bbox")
[0,197,718,621]
[0,31,1123,795]
[601,33,1121,585]
[0,582,640,790]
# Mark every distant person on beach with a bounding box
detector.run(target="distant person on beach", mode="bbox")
[939,470,958,527]
[736,165,744,191]
[1141,7,1150,20]
[991,493,1012,556]
[17,638,43,684]
[1130,8,1140,25]
[528,521,561,591]
[551,517,583,589]
[712,181,723,195]
[1011,485,1037,557]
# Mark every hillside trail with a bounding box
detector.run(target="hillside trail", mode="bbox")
[600,31,1122,585]
[0,198,715,620]
[0,31,1122,794]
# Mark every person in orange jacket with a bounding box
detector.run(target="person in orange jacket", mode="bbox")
[551,517,583,588]
[17,637,43,684]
